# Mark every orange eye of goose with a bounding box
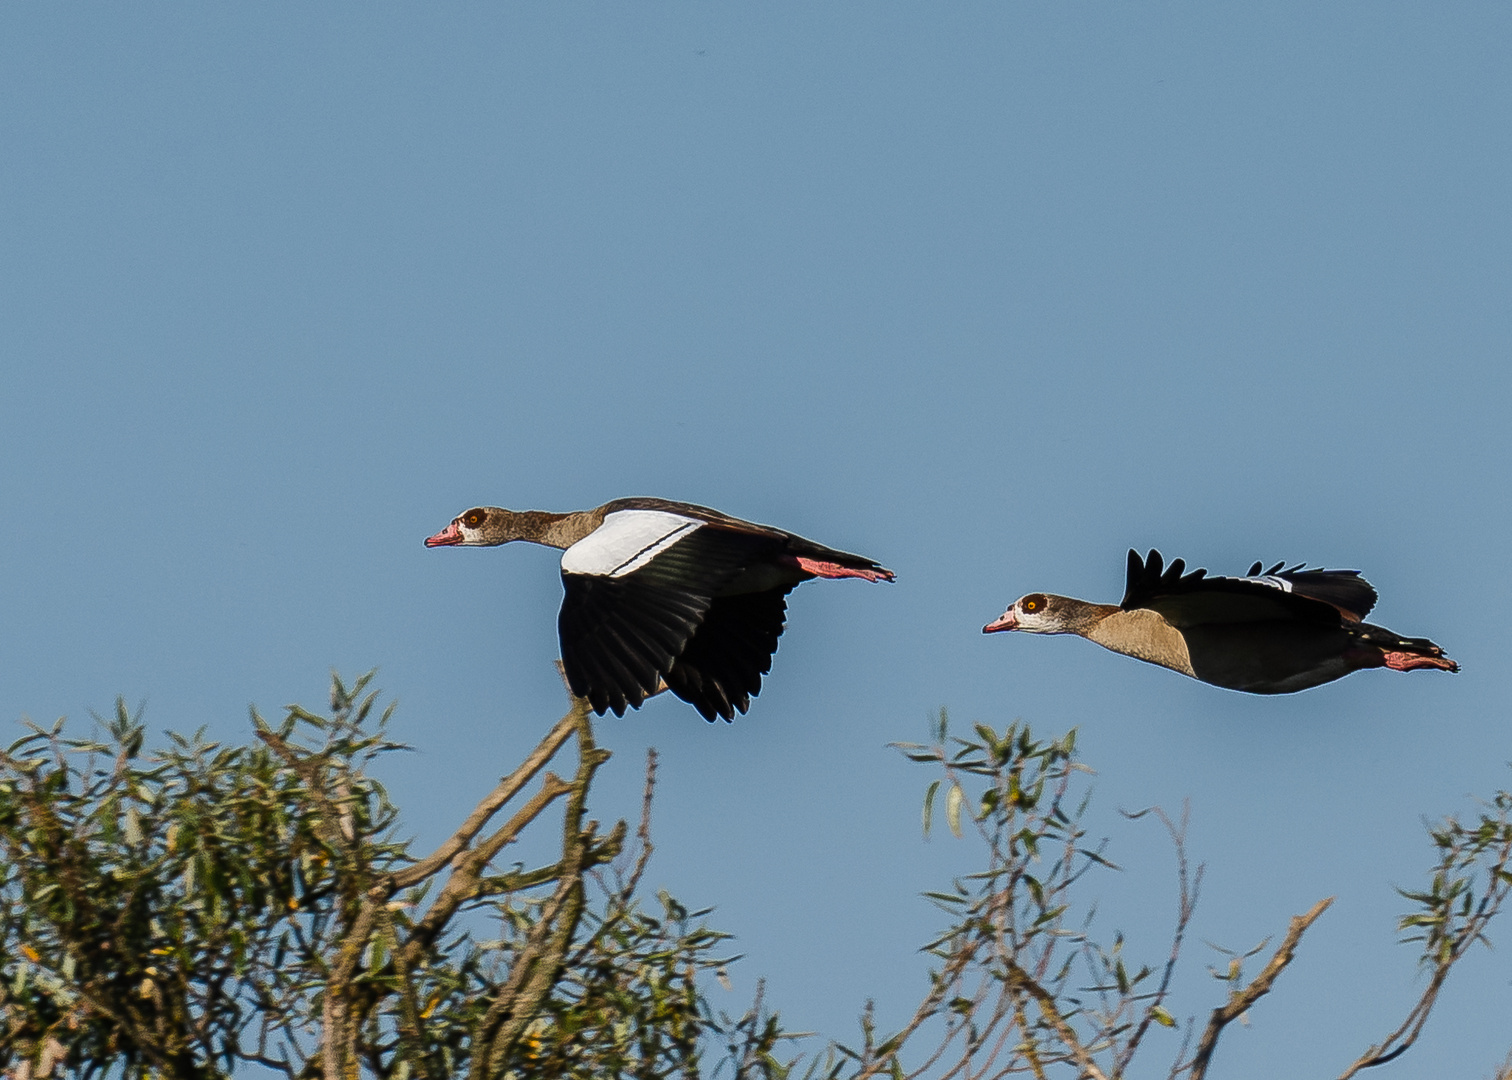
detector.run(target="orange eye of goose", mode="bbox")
[464,510,485,528]
[1021,594,1046,613]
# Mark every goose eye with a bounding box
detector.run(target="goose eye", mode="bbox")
[463,510,485,528]
[1021,594,1047,614]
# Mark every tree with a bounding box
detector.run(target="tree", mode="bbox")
[2,674,1509,1078]
[858,712,1512,1079]
[0,671,780,1079]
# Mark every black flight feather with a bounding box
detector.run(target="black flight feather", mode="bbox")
[1120,549,1378,627]
[665,588,793,721]
[558,523,787,717]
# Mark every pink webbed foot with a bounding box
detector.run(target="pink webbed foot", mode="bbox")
[793,557,895,583]
[1382,651,1460,673]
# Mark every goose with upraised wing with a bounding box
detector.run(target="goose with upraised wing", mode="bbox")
[984,549,1457,693]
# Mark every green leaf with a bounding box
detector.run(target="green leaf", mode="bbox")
[923,780,941,837]
[979,787,1000,818]
[1151,1004,1176,1027]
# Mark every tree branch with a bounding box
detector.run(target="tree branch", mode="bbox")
[469,689,605,1078]
[846,941,980,1080]
[1004,956,1111,1080]
[475,835,590,1076]
[1188,897,1333,1080]
[390,707,581,890]
[1116,803,1203,1077]
[401,772,573,964]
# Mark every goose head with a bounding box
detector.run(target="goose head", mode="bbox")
[983,593,1100,635]
[425,507,509,547]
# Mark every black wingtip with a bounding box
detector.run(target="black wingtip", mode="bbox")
[1121,547,1224,610]
[1121,548,1166,609]
[1121,548,1152,609]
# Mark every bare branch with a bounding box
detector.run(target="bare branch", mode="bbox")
[471,832,590,1077]
[470,685,605,1076]
[626,747,658,897]
[1188,897,1334,1080]
[402,772,573,964]
[1115,803,1203,1077]
[400,673,594,966]
[1004,957,1112,1080]
[321,896,383,1080]
[569,748,658,972]
[391,706,580,890]
[847,942,978,1080]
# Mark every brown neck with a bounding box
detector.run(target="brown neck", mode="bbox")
[1055,600,1121,635]
[484,508,605,549]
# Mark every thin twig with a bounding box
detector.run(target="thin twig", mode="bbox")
[1014,997,1051,1080]
[627,747,657,897]
[1004,957,1112,1080]
[471,691,605,1076]
[1337,827,1512,1079]
[1189,897,1333,1080]
[569,748,657,970]
[849,942,978,1079]
[473,835,591,1076]
[402,773,573,964]
[1115,803,1203,1077]
[1162,1020,1196,1080]
[391,710,580,890]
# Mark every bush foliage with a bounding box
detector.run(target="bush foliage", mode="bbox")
[1,675,1508,1079]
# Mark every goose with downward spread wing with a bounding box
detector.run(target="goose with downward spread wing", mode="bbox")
[426,497,893,720]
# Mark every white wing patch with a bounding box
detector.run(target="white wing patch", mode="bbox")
[561,510,704,578]
[1230,574,1293,592]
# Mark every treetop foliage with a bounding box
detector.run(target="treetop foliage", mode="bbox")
[2,675,1509,1079]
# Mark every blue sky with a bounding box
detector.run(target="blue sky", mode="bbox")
[3,4,1509,1076]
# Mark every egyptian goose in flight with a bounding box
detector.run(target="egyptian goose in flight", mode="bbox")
[984,549,1458,693]
[426,497,894,721]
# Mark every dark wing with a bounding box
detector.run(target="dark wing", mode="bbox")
[558,575,707,716]
[1119,549,1363,629]
[663,586,795,722]
[558,524,780,716]
[1242,561,1377,621]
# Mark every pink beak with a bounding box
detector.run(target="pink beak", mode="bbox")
[424,521,463,547]
[982,610,1019,634]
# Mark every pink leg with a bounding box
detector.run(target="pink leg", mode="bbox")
[794,557,895,583]
[1382,651,1460,673]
